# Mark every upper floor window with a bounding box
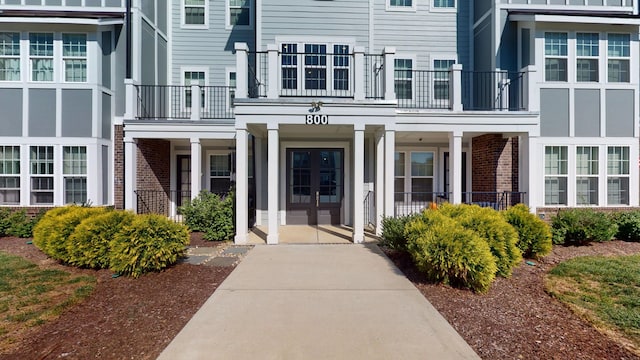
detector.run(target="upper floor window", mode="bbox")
[184,0,206,26]
[228,0,251,27]
[576,33,598,82]
[0,32,20,81]
[281,43,298,91]
[433,59,454,100]
[544,32,567,82]
[29,33,54,82]
[608,33,630,83]
[388,0,415,11]
[333,45,350,91]
[433,0,455,8]
[394,58,413,100]
[184,70,206,109]
[63,34,87,82]
[304,44,327,90]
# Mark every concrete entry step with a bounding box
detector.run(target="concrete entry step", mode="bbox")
[247,225,379,244]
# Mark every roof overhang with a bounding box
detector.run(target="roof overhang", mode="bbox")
[509,10,640,26]
[0,9,124,25]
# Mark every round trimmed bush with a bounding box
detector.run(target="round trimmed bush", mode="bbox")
[502,204,552,259]
[109,214,189,278]
[66,210,136,269]
[405,212,497,293]
[612,210,640,242]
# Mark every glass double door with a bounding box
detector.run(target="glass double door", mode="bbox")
[286,149,343,225]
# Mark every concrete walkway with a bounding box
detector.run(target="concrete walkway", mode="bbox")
[157,244,480,360]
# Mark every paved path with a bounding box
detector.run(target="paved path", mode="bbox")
[158,244,480,360]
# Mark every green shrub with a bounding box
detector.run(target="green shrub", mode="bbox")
[551,209,618,245]
[66,210,136,269]
[0,208,11,237]
[438,203,521,277]
[33,206,108,261]
[502,204,552,259]
[180,190,235,241]
[109,214,189,278]
[405,211,497,293]
[6,209,46,238]
[380,214,418,251]
[612,210,640,242]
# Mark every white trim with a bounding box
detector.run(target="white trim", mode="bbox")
[180,0,209,29]
[509,13,640,26]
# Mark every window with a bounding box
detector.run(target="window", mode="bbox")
[30,146,54,205]
[433,59,454,100]
[333,45,350,91]
[281,43,298,90]
[389,0,412,7]
[394,58,413,100]
[184,0,206,25]
[394,152,405,201]
[576,146,598,205]
[184,71,205,109]
[304,44,327,90]
[63,34,87,82]
[63,146,87,204]
[209,154,232,195]
[30,33,54,82]
[544,32,567,82]
[0,32,20,81]
[228,0,250,27]
[576,33,598,82]
[608,33,630,83]
[410,152,434,202]
[0,146,20,205]
[607,146,629,205]
[544,146,568,205]
[228,71,236,106]
[433,0,454,7]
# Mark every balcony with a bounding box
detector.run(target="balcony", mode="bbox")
[133,85,235,121]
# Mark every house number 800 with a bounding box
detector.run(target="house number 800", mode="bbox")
[306,114,328,125]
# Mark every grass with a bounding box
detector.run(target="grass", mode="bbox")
[0,251,95,353]
[545,254,640,355]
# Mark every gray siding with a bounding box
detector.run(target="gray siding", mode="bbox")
[521,28,531,67]
[102,31,112,89]
[540,89,569,137]
[142,19,156,85]
[574,89,600,137]
[606,89,635,137]
[29,89,56,137]
[142,0,155,24]
[474,16,492,71]
[498,10,517,71]
[102,145,109,204]
[157,0,168,34]
[0,89,22,136]
[61,90,92,137]
[114,25,126,116]
[158,37,168,85]
[475,0,492,21]
[102,92,112,140]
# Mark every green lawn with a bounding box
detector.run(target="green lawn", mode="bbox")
[545,254,640,354]
[0,251,95,352]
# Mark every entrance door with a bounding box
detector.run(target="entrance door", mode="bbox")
[286,149,343,225]
[443,152,467,200]
[176,155,191,207]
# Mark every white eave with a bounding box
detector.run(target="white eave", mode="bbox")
[509,13,640,26]
[0,16,124,25]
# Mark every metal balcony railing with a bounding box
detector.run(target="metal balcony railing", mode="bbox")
[393,191,526,216]
[461,71,525,111]
[396,70,452,109]
[135,85,235,120]
[365,54,384,100]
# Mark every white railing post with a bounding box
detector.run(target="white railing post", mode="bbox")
[235,42,248,99]
[500,78,509,111]
[523,65,539,112]
[450,64,462,111]
[125,78,136,119]
[267,44,279,99]
[383,47,396,101]
[191,85,201,120]
[354,46,365,101]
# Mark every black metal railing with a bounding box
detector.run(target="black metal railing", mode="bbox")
[461,71,525,111]
[279,52,355,98]
[461,191,526,210]
[364,190,375,227]
[365,54,384,99]
[393,192,451,216]
[135,85,235,120]
[396,70,451,109]
[249,51,268,98]
[393,191,526,216]
[135,189,192,222]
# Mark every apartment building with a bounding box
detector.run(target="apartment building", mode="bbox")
[1,0,638,244]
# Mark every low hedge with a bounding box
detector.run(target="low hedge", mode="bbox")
[380,214,418,251]
[612,210,640,242]
[502,204,552,259]
[0,208,46,238]
[551,208,617,245]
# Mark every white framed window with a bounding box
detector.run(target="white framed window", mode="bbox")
[394,58,413,100]
[544,32,567,82]
[208,153,232,195]
[63,146,87,204]
[394,151,405,201]
[608,33,630,83]
[576,33,599,82]
[333,45,350,91]
[304,44,327,91]
[281,43,298,91]
[63,33,87,82]
[576,146,598,205]
[0,146,20,205]
[607,146,629,205]
[183,70,206,110]
[227,0,251,28]
[0,32,20,81]
[387,0,415,11]
[29,33,54,82]
[226,68,236,108]
[410,152,435,202]
[30,146,54,205]
[433,59,455,100]
[432,0,455,10]
[544,146,568,205]
[183,0,207,27]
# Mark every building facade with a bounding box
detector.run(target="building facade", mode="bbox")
[1,0,638,244]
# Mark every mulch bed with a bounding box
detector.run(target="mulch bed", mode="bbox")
[385,240,640,360]
[0,234,234,360]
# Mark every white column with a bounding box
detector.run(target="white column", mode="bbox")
[254,136,263,226]
[267,124,279,244]
[124,137,137,211]
[267,44,279,99]
[190,85,201,120]
[353,46,365,101]
[190,139,202,199]
[235,128,249,244]
[527,135,539,213]
[449,131,463,204]
[375,131,385,235]
[234,43,248,99]
[383,47,396,101]
[353,125,365,243]
[450,64,463,111]
[384,127,395,217]
[523,65,539,112]
[124,79,136,119]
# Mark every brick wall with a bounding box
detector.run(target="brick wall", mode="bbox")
[471,134,519,201]
[114,125,124,210]
[136,139,171,192]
